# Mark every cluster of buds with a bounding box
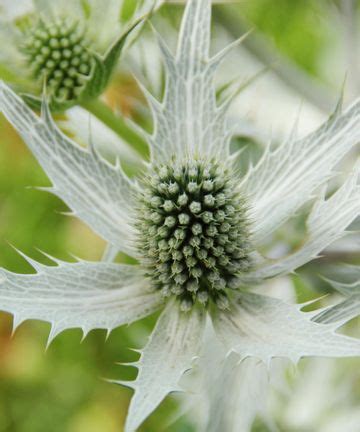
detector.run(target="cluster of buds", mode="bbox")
[137,159,251,311]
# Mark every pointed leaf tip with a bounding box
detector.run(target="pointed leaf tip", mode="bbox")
[213,293,360,364]
[124,301,206,432]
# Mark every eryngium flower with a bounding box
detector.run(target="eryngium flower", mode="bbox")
[0,0,160,110]
[1,0,360,430]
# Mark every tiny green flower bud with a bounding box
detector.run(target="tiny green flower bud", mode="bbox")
[163,200,175,212]
[183,245,194,257]
[174,273,188,285]
[203,180,214,191]
[187,181,198,193]
[161,285,172,298]
[191,267,203,278]
[189,236,201,247]
[164,216,177,228]
[225,244,236,253]
[203,238,214,249]
[150,212,163,224]
[191,223,202,235]
[218,255,230,267]
[186,257,197,268]
[180,298,194,312]
[220,222,231,233]
[225,205,235,216]
[188,165,198,177]
[179,213,190,225]
[196,249,207,260]
[201,211,213,223]
[189,201,201,214]
[206,257,217,268]
[151,196,162,208]
[172,262,184,274]
[172,250,183,261]
[204,194,215,207]
[174,229,186,241]
[158,239,168,250]
[159,166,168,179]
[168,182,179,195]
[206,225,217,237]
[157,226,169,238]
[218,234,229,245]
[186,280,199,292]
[178,193,188,207]
[198,291,209,304]
[216,293,229,310]
[216,278,227,290]
[213,246,224,257]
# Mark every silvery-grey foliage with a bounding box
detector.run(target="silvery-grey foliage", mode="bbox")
[1,0,360,430]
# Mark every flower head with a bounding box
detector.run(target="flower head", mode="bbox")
[0,0,160,110]
[138,158,251,310]
[1,0,360,431]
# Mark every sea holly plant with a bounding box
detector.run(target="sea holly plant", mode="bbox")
[1,0,360,431]
[0,0,161,111]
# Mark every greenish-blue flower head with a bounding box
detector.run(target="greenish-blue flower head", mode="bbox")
[0,0,159,111]
[21,18,93,104]
[138,158,251,311]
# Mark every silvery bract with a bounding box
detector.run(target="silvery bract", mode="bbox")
[182,276,360,432]
[1,0,360,431]
[0,0,161,110]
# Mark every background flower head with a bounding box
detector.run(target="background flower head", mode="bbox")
[0,0,162,110]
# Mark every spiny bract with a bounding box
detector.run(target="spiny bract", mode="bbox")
[137,158,251,311]
[21,18,93,102]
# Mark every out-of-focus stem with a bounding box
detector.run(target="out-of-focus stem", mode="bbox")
[81,98,149,159]
[341,0,360,98]
[213,4,336,113]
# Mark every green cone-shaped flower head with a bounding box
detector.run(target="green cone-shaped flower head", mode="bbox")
[138,158,251,311]
[21,18,93,104]
[0,0,161,110]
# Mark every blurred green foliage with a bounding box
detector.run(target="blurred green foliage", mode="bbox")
[236,0,332,76]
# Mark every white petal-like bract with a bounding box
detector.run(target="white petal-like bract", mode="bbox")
[0,82,138,257]
[213,293,360,364]
[124,300,206,432]
[242,98,360,245]
[243,162,360,282]
[197,335,269,432]
[0,257,162,345]
[141,0,236,163]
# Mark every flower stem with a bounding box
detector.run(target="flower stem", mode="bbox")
[81,98,149,159]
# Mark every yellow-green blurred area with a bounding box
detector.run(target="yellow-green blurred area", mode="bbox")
[0,0,359,431]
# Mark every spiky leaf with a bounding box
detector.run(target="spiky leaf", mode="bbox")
[241,97,360,245]
[0,257,162,345]
[124,300,206,432]
[0,82,138,257]
[242,162,360,282]
[212,292,360,364]
[137,0,243,163]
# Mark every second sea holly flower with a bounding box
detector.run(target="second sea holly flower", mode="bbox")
[0,0,161,110]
